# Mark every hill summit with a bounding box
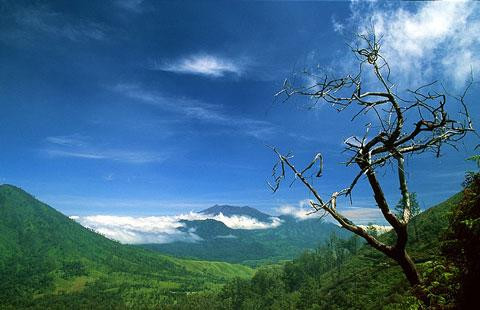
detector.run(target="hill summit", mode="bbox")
[200,204,273,222]
[0,184,253,308]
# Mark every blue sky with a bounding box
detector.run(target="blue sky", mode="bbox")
[1,0,479,225]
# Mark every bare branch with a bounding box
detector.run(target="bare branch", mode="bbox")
[269,32,476,303]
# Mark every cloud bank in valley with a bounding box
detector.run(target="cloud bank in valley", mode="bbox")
[72,199,388,245]
[71,211,282,244]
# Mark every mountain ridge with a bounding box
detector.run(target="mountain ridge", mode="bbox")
[200,204,274,222]
[172,192,465,309]
[143,212,351,265]
[0,184,253,308]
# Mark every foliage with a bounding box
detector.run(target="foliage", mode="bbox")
[270,33,473,305]
[394,192,421,221]
[1,182,475,309]
[417,260,459,308]
[0,184,253,309]
[173,193,461,309]
[143,216,351,266]
[466,154,480,168]
[440,171,480,308]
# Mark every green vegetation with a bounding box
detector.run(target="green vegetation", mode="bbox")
[170,192,464,309]
[0,184,253,309]
[2,179,477,309]
[394,192,421,221]
[429,171,480,308]
[142,216,351,266]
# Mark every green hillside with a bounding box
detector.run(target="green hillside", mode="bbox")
[0,184,253,309]
[169,193,462,309]
[142,214,351,266]
[0,183,466,309]
[309,193,462,309]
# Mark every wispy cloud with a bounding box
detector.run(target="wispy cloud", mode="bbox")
[71,211,282,244]
[103,173,115,182]
[46,195,210,214]
[45,191,279,216]
[115,0,145,13]
[43,135,167,164]
[276,199,385,225]
[70,215,202,244]
[342,1,480,87]
[275,199,313,220]
[45,149,166,164]
[3,4,108,44]
[113,83,277,139]
[154,54,245,77]
[45,135,87,147]
[338,206,384,225]
[113,83,229,122]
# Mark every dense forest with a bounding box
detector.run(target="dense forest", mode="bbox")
[1,169,478,308]
[0,185,253,309]
[164,170,479,309]
[141,213,351,266]
[1,1,479,309]
[164,194,456,308]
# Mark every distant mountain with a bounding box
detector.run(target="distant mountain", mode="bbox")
[200,205,273,222]
[143,206,351,265]
[0,184,253,309]
[179,218,233,238]
[174,193,464,309]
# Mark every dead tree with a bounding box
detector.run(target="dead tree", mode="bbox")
[269,34,474,304]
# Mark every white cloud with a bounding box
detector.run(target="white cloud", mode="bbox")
[276,199,386,225]
[357,224,393,235]
[103,173,115,181]
[45,135,87,147]
[352,1,480,87]
[72,214,202,244]
[113,83,229,123]
[331,15,345,34]
[71,212,282,244]
[116,0,145,13]
[113,83,278,139]
[4,5,107,43]
[276,199,313,220]
[205,213,283,230]
[155,54,244,77]
[45,149,167,164]
[47,195,213,214]
[43,135,167,164]
[338,206,385,225]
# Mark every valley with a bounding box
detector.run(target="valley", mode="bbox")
[140,205,351,266]
[0,183,470,309]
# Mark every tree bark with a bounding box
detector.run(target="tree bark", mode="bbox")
[390,248,429,306]
[393,249,421,286]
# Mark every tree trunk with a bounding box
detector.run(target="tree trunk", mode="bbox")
[394,249,421,286]
[392,249,429,306]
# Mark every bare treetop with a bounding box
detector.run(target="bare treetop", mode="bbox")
[269,33,475,304]
[273,34,474,198]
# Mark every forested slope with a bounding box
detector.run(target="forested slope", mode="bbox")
[143,215,351,266]
[0,184,253,309]
[0,182,465,309]
[168,193,462,309]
